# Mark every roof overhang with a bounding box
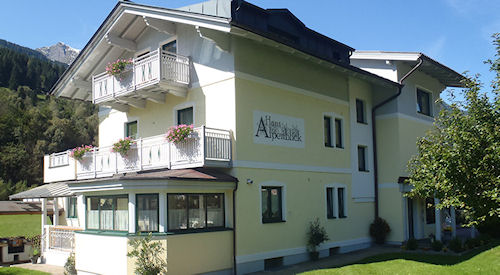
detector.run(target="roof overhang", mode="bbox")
[9,182,73,200]
[50,1,231,101]
[351,51,466,88]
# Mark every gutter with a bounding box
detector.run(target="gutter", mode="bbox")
[372,57,423,218]
[232,180,239,275]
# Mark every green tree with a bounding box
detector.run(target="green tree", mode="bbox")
[407,34,500,227]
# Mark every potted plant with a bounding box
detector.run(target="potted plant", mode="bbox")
[165,124,194,144]
[307,218,329,260]
[106,58,133,76]
[369,217,391,244]
[31,247,40,264]
[69,145,93,161]
[112,137,136,156]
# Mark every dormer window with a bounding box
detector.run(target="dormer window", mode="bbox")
[162,40,177,54]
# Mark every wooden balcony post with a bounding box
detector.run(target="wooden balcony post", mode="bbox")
[93,148,97,178]
[139,138,143,171]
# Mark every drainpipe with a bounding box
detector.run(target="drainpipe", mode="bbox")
[372,57,423,218]
[232,180,239,275]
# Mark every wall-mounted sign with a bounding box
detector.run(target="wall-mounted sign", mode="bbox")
[253,110,305,148]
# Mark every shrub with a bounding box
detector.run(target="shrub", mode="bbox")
[406,238,418,250]
[477,234,492,245]
[431,240,443,251]
[477,216,500,238]
[112,137,136,156]
[465,238,481,249]
[64,253,77,275]
[448,237,463,253]
[307,218,329,252]
[166,124,194,144]
[369,217,391,244]
[70,145,93,160]
[127,233,167,275]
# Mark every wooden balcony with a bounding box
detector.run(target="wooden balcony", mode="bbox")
[92,50,190,108]
[44,127,232,183]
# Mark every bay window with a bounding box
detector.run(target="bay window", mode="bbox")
[137,194,159,232]
[86,196,128,231]
[167,193,225,231]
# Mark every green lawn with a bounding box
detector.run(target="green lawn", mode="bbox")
[0,267,49,275]
[302,244,500,275]
[0,214,51,238]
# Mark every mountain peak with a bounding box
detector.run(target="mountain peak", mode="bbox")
[36,42,80,65]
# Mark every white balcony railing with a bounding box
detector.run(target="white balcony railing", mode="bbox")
[43,226,80,252]
[44,127,232,183]
[92,50,190,104]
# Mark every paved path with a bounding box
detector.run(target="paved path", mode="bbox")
[250,245,401,275]
[13,263,64,275]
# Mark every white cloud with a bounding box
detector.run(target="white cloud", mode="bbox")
[424,36,447,60]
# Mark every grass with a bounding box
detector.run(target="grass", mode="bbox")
[302,243,500,275]
[0,267,49,275]
[0,214,51,238]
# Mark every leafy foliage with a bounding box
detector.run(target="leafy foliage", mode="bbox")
[307,218,329,252]
[70,145,94,160]
[407,33,500,226]
[127,233,167,275]
[369,217,391,244]
[449,237,464,253]
[406,238,418,250]
[431,240,444,251]
[64,253,77,275]
[106,58,132,76]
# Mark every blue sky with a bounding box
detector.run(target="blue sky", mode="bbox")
[1,0,498,99]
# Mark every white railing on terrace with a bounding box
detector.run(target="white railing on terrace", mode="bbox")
[43,226,80,252]
[44,127,232,182]
[92,50,190,104]
[49,151,70,168]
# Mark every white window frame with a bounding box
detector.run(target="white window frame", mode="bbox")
[124,117,139,139]
[357,145,368,172]
[415,86,434,117]
[173,102,195,126]
[135,47,151,58]
[355,99,367,124]
[323,112,344,149]
[159,36,178,54]
[325,183,348,219]
[258,181,286,224]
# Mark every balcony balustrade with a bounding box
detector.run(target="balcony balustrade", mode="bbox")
[92,50,190,105]
[44,127,232,183]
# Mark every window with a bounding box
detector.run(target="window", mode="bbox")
[125,121,137,139]
[358,146,367,172]
[338,187,346,218]
[324,116,333,147]
[137,194,159,232]
[261,187,283,223]
[335,118,343,148]
[162,40,177,54]
[86,196,128,231]
[167,194,225,231]
[67,197,77,218]
[417,89,432,116]
[326,188,335,218]
[425,198,436,224]
[326,186,347,219]
[177,107,193,125]
[356,99,366,123]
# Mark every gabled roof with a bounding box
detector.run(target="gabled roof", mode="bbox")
[351,51,466,87]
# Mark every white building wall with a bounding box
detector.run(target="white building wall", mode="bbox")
[348,77,375,201]
[75,233,129,275]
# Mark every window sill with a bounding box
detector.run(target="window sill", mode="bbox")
[339,216,347,219]
[325,145,334,148]
[417,111,433,118]
[262,220,286,224]
[327,217,336,220]
[356,121,368,125]
[358,170,370,173]
[166,227,233,235]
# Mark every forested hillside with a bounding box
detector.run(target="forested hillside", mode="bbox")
[0,40,97,200]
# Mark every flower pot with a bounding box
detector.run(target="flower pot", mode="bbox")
[31,256,39,264]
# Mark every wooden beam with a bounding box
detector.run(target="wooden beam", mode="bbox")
[105,102,129,112]
[105,33,137,52]
[143,16,176,35]
[137,90,166,104]
[71,78,91,90]
[117,97,146,109]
